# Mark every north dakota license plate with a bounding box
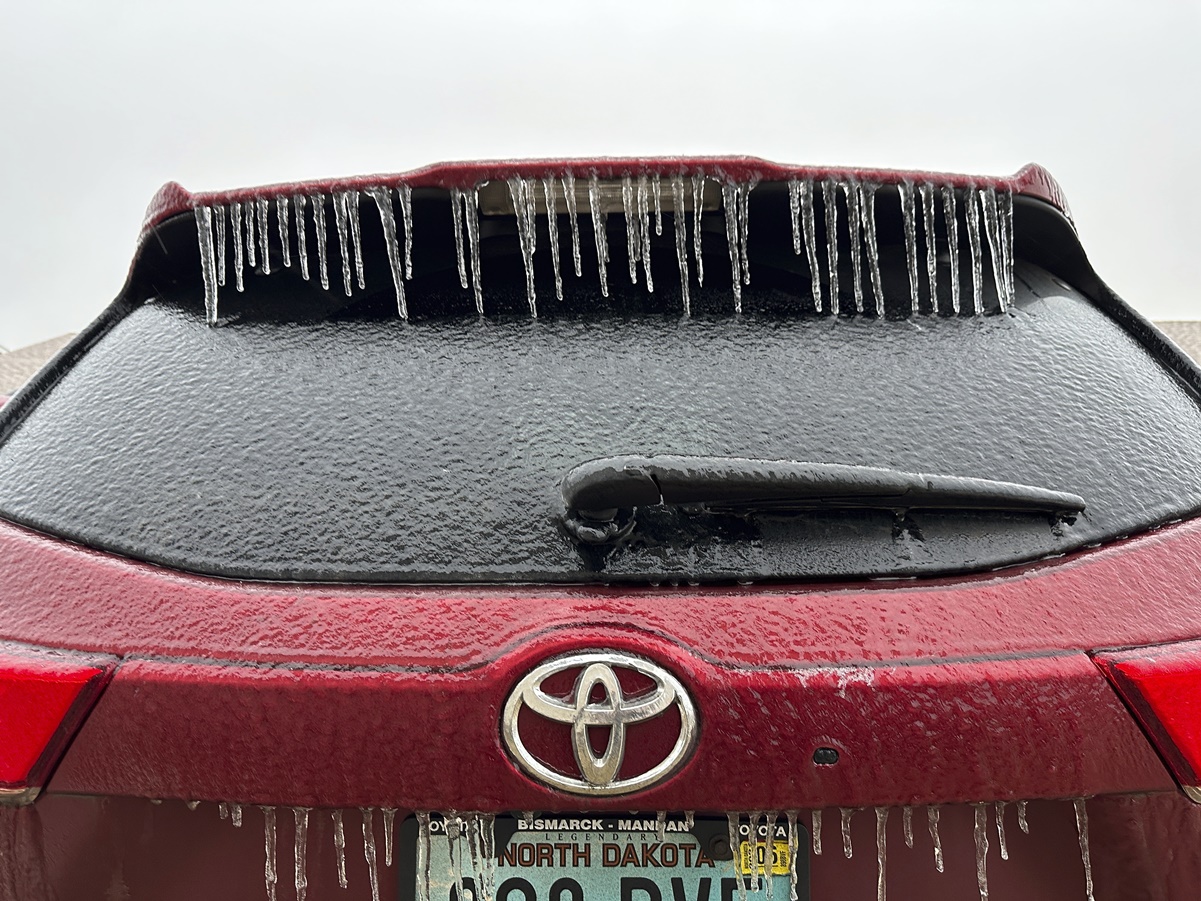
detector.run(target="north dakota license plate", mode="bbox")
[399,813,809,901]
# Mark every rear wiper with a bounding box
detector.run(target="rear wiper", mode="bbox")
[562,455,1085,542]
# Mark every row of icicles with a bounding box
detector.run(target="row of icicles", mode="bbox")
[172,798,1095,901]
[192,173,1017,325]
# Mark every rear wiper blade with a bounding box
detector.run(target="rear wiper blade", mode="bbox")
[562,455,1086,520]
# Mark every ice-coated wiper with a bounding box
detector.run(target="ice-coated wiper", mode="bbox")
[562,455,1085,536]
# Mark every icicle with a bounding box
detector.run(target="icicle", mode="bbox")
[726,814,747,901]
[920,183,937,314]
[479,813,497,901]
[464,187,483,315]
[965,187,984,315]
[231,203,245,292]
[941,186,960,314]
[902,807,914,849]
[764,811,777,901]
[293,195,310,281]
[637,175,654,292]
[789,179,802,254]
[822,179,840,316]
[451,187,468,289]
[691,174,705,286]
[656,811,668,842]
[563,172,583,277]
[672,176,692,315]
[899,181,919,316]
[447,815,465,901]
[973,803,989,901]
[653,173,663,236]
[333,192,353,296]
[194,207,218,326]
[349,191,365,290]
[860,184,884,315]
[256,198,271,275]
[875,807,888,901]
[1074,799,1094,901]
[544,177,563,301]
[507,178,538,315]
[980,187,1006,311]
[261,807,277,901]
[311,195,330,291]
[798,180,822,312]
[232,804,244,828]
[994,802,1008,861]
[738,180,753,287]
[588,175,609,297]
[786,812,799,901]
[845,181,864,313]
[367,186,407,319]
[750,812,764,893]
[840,808,854,859]
[276,196,291,268]
[294,808,309,901]
[246,200,258,268]
[416,812,432,901]
[332,809,348,889]
[362,808,380,901]
[811,810,822,856]
[398,184,413,280]
[999,189,1015,308]
[186,800,201,811]
[722,182,743,313]
[1017,801,1029,834]
[219,802,230,820]
[382,808,396,867]
[214,206,226,288]
[685,812,695,832]
[467,815,482,901]
[927,807,943,873]
[622,176,639,284]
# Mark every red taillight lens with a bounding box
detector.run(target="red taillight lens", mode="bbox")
[0,644,114,803]
[1095,639,1201,796]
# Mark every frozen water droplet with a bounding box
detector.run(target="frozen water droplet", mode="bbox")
[478,813,498,901]
[764,811,777,901]
[463,188,483,316]
[637,175,654,293]
[786,811,799,901]
[920,183,937,314]
[293,195,310,282]
[451,187,469,290]
[349,191,365,290]
[150,798,163,805]
[1017,801,1029,835]
[973,803,989,901]
[671,175,692,315]
[262,806,277,901]
[310,194,330,291]
[362,808,380,901]
[398,185,414,280]
[507,178,538,315]
[738,181,753,287]
[562,173,583,278]
[293,808,309,901]
[653,173,663,236]
[332,809,348,889]
[544,178,564,301]
[822,179,840,316]
[333,192,353,297]
[655,811,667,842]
[840,808,854,859]
[194,207,218,326]
[214,205,227,290]
[231,202,246,292]
[466,815,482,901]
[367,186,408,319]
[927,807,943,873]
[382,808,397,868]
[722,182,743,313]
[902,807,913,849]
[726,814,747,901]
[793,179,822,312]
[965,187,984,315]
[417,812,432,901]
[745,812,761,893]
[219,802,230,820]
[186,800,201,811]
[789,179,802,255]
[256,198,271,276]
[859,184,883,316]
[811,810,822,856]
[898,181,919,316]
[691,174,706,287]
[994,802,1008,861]
[1074,799,1094,901]
[245,199,258,269]
[588,175,610,298]
[844,181,864,314]
[622,176,639,285]
[684,811,695,832]
[875,807,888,901]
[980,187,1008,312]
[232,804,244,828]
[941,186,960,314]
[275,196,291,268]
[999,189,1015,308]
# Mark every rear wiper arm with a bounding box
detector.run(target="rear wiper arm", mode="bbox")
[562,455,1086,522]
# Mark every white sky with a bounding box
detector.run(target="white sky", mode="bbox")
[1,0,1198,349]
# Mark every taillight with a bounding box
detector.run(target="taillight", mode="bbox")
[0,643,114,804]
[1095,638,1201,801]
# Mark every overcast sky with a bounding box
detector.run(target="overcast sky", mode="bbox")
[1,0,1198,349]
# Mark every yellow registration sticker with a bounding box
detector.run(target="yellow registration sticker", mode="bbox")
[737,840,790,876]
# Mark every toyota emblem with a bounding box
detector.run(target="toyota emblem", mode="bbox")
[501,650,698,796]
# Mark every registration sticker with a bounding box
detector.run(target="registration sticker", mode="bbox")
[400,814,809,901]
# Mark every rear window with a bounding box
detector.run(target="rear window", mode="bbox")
[0,257,1199,584]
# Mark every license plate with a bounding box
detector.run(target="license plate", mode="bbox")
[399,813,809,901]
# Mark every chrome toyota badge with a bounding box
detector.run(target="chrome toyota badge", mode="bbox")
[502,651,698,796]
